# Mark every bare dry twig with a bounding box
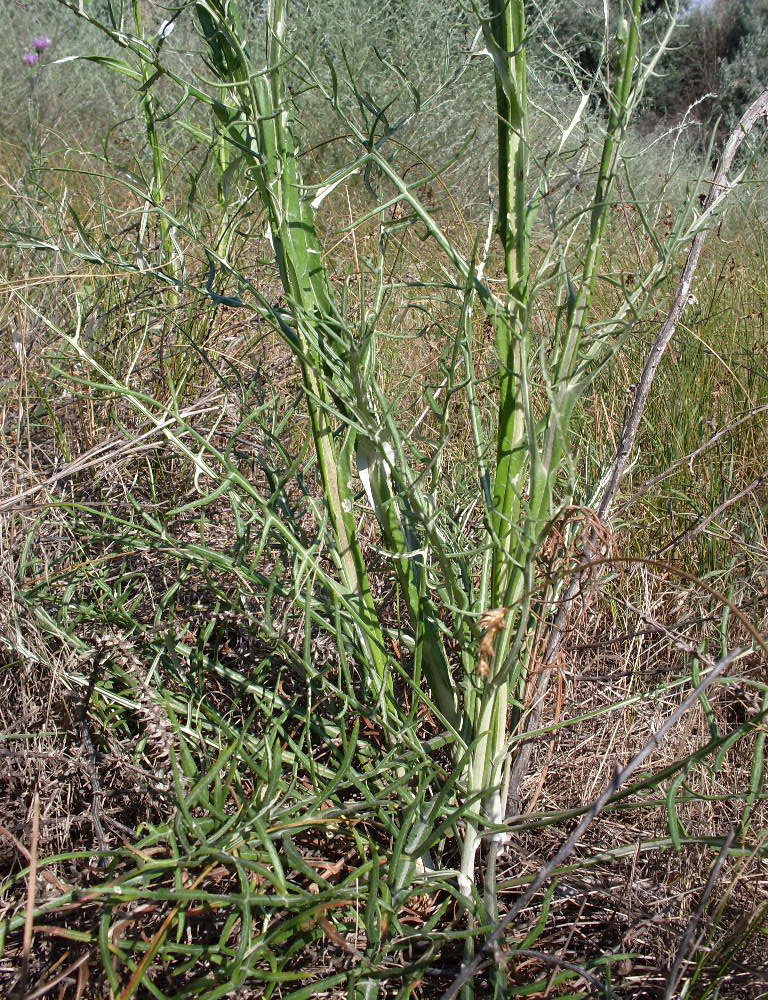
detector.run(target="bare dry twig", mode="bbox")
[617,403,768,512]
[656,473,767,554]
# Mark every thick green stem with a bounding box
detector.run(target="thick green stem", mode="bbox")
[456,2,532,959]
[195,0,391,705]
[488,0,530,609]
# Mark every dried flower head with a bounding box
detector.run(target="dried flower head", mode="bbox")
[477,606,509,680]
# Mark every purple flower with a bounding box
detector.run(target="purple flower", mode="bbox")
[32,36,52,53]
[22,50,40,67]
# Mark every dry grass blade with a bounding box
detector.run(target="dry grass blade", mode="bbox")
[16,953,90,1000]
[663,827,738,999]
[0,392,222,514]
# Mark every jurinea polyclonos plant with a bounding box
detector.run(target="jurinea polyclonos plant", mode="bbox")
[50,0,760,992]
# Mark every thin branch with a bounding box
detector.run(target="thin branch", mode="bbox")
[502,948,603,992]
[617,403,768,512]
[656,473,767,555]
[16,792,39,1000]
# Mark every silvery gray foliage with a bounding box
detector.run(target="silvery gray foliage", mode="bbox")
[718,0,768,125]
[276,0,599,207]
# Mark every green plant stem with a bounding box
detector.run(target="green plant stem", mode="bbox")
[486,0,530,611]
[194,0,392,708]
[132,0,177,291]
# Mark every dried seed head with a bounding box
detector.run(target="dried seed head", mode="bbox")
[479,607,509,633]
[89,630,176,792]
[477,606,509,679]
